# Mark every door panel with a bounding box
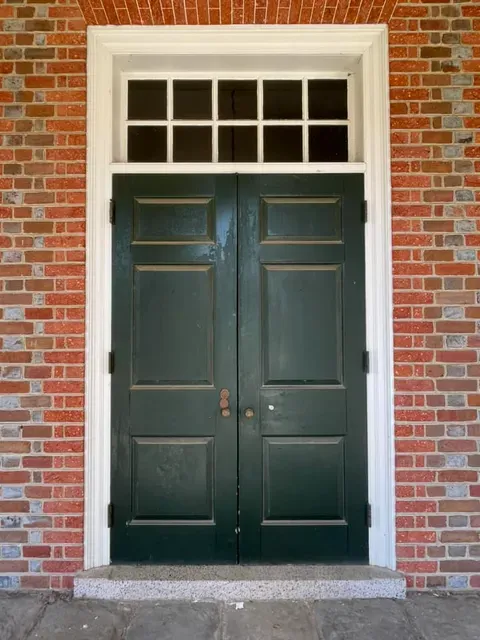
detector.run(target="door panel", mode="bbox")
[111,175,237,563]
[262,264,343,385]
[238,174,368,563]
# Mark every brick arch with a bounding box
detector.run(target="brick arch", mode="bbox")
[76,0,398,27]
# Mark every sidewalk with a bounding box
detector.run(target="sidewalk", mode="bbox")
[1,592,480,639]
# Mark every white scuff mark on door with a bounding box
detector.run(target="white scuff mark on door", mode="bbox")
[229,602,244,609]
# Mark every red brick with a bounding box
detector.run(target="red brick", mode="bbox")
[0,561,28,572]
[23,546,51,558]
[0,501,29,513]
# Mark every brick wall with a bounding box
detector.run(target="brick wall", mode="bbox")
[0,0,479,591]
[0,0,86,590]
[389,0,480,590]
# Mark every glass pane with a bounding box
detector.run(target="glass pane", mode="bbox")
[263,80,302,120]
[264,126,303,162]
[173,126,212,162]
[173,80,212,120]
[218,80,257,120]
[218,126,257,162]
[128,80,167,121]
[309,126,348,162]
[128,126,167,162]
[308,80,348,120]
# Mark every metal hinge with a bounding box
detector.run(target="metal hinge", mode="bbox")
[107,503,114,528]
[361,200,368,223]
[109,199,116,224]
[363,350,370,374]
[108,351,115,375]
[366,503,372,528]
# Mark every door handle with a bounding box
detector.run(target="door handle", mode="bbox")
[220,389,230,418]
[244,408,255,419]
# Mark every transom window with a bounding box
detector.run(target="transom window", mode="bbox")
[122,76,353,164]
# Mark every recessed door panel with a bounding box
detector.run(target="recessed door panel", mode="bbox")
[263,436,345,522]
[132,265,213,386]
[262,265,343,386]
[260,197,342,243]
[133,197,215,244]
[132,437,214,522]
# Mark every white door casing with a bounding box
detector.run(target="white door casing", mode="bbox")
[85,25,394,570]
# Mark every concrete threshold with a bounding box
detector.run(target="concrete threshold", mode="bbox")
[74,565,406,601]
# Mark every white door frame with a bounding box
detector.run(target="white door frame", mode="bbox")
[85,24,395,570]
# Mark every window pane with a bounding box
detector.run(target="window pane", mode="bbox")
[264,126,303,162]
[308,80,348,120]
[128,80,167,121]
[218,126,257,162]
[173,80,212,120]
[128,126,167,162]
[173,126,212,162]
[218,80,257,120]
[309,126,348,162]
[263,80,302,120]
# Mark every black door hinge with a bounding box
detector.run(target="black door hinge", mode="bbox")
[361,200,368,223]
[108,351,115,374]
[109,199,116,224]
[107,503,114,528]
[366,503,372,528]
[363,350,370,374]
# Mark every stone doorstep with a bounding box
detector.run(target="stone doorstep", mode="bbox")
[74,565,406,601]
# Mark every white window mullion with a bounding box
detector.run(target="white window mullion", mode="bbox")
[121,75,129,163]
[212,78,218,163]
[347,73,356,163]
[258,78,263,163]
[302,76,308,163]
[167,77,173,163]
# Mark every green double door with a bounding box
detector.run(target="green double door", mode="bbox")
[110,174,368,564]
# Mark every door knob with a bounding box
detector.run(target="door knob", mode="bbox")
[244,408,255,419]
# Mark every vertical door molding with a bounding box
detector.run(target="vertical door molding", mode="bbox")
[85,25,394,570]
[84,33,113,570]
[362,28,395,570]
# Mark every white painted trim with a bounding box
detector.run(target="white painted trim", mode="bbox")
[110,162,366,174]
[361,27,395,570]
[85,25,394,572]
[85,31,114,571]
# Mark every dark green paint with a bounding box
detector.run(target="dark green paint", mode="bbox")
[111,175,238,563]
[111,174,368,564]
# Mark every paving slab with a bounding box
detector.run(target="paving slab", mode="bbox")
[223,601,318,640]
[1,592,480,640]
[314,598,416,640]
[405,593,480,640]
[125,602,221,640]
[0,593,45,640]
[29,599,134,640]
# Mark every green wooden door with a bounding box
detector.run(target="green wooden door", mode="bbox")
[238,174,368,562]
[110,173,368,564]
[110,175,238,563]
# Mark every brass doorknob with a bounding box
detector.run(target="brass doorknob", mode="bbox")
[244,408,254,419]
